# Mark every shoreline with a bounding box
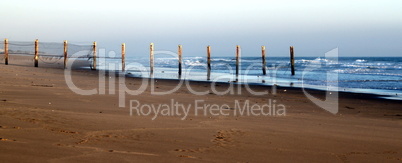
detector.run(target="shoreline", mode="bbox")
[1,56,401,116]
[4,54,402,100]
[130,75,402,102]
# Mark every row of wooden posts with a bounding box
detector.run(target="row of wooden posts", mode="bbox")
[3,39,296,76]
[2,39,101,70]
[151,44,296,76]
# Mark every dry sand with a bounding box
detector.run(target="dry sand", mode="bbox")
[0,56,401,162]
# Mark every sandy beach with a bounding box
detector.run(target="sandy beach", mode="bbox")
[0,57,401,162]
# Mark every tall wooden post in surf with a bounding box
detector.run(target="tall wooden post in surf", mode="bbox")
[207,46,211,80]
[150,43,154,74]
[122,43,125,71]
[236,45,241,78]
[92,42,97,70]
[290,46,295,76]
[4,39,8,65]
[178,45,182,76]
[63,40,68,69]
[34,39,39,67]
[262,46,266,75]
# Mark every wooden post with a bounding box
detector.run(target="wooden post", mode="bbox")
[34,39,39,67]
[4,39,8,65]
[262,46,266,75]
[150,43,154,74]
[178,45,182,76]
[92,41,97,70]
[290,46,295,75]
[63,40,68,69]
[236,45,241,77]
[207,46,211,80]
[122,43,125,71]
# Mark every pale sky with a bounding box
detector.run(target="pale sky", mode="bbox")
[1,0,401,57]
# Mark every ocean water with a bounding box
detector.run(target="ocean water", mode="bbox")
[98,56,402,99]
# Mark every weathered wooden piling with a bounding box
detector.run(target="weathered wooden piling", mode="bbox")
[207,46,211,71]
[122,43,125,71]
[34,39,39,67]
[236,45,241,77]
[92,41,97,70]
[150,43,154,74]
[63,40,68,69]
[178,45,182,76]
[290,46,295,75]
[262,46,266,75]
[4,39,8,65]
[207,46,211,80]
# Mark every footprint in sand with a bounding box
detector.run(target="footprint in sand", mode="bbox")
[174,129,246,154]
[212,129,245,147]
